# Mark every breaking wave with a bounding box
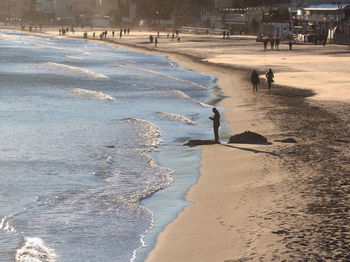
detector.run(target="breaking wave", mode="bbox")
[64,55,82,61]
[0,214,16,233]
[126,118,161,150]
[45,62,109,79]
[16,237,57,262]
[36,44,90,55]
[170,90,211,107]
[116,64,207,89]
[73,88,115,101]
[157,112,195,125]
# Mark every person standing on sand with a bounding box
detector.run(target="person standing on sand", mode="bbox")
[263,38,268,50]
[155,37,158,47]
[270,38,275,50]
[275,37,280,50]
[209,108,220,143]
[265,69,274,90]
[251,70,260,91]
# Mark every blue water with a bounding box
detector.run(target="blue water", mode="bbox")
[0,30,222,261]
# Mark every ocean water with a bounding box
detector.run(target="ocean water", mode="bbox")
[0,30,222,261]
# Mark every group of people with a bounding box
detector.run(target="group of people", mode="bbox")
[149,31,181,47]
[82,28,131,40]
[250,69,274,91]
[263,37,280,50]
[209,68,274,143]
[263,37,294,51]
[222,30,230,39]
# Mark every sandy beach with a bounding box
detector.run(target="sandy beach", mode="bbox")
[8,26,349,260]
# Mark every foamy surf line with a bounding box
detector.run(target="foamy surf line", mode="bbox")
[16,237,57,262]
[170,90,211,107]
[116,64,207,89]
[36,44,90,55]
[73,88,115,101]
[45,62,109,79]
[157,112,195,125]
[64,55,82,60]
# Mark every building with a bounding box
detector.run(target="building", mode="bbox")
[0,0,9,19]
[214,0,233,9]
[56,0,69,18]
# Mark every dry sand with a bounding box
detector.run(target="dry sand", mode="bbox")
[7,26,349,260]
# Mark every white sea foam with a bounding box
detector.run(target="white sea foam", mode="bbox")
[117,64,207,89]
[130,207,155,262]
[36,44,90,55]
[64,55,82,60]
[170,90,211,107]
[0,214,16,233]
[157,112,195,125]
[106,156,112,163]
[73,88,115,101]
[16,237,57,262]
[126,118,161,150]
[45,62,109,79]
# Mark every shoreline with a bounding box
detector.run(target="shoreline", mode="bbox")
[3,27,349,260]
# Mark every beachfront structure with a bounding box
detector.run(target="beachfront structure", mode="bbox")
[290,1,350,43]
[214,0,233,9]
[0,0,31,20]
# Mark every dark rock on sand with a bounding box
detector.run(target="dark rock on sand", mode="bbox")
[184,140,219,147]
[275,138,298,143]
[229,131,268,144]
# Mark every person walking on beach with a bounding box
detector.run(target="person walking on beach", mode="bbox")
[251,70,260,91]
[209,108,220,143]
[263,38,268,50]
[265,69,274,90]
[275,37,280,50]
[270,38,275,50]
[155,37,158,47]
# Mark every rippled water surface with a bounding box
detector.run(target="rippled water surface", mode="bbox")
[0,30,218,261]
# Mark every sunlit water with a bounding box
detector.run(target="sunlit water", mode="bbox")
[0,30,223,261]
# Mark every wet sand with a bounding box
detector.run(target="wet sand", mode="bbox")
[7,26,349,260]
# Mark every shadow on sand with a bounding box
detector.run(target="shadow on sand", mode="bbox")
[222,144,280,157]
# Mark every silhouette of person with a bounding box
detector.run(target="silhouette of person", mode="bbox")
[275,38,280,50]
[251,70,260,91]
[209,108,220,143]
[263,38,268,50]
[155,37,158,47]
[265,69,274,90]
[270,38,275,50]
